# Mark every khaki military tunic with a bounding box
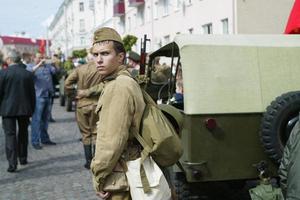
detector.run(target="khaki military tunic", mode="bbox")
[64,62,103,145]
[91,66,145,195]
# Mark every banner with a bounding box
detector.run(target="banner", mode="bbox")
[285,0,300,34]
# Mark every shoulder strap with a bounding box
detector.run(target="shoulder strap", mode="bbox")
[120,71,156,193]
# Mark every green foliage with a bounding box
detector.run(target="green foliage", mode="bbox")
[72,49,87,58]
[63,60,75,74]
[123,35,138,52]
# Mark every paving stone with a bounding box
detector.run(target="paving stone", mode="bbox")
[0,100,101,200]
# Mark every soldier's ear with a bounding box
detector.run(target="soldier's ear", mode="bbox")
[117,52,125,64]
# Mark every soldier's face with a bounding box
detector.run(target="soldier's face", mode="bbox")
[92,41,124,77]
[127,59,135,68]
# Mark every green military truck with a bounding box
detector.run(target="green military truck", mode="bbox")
[144,34,300,199]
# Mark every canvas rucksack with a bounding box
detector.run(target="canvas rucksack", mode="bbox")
[117,70,183,166]
[132,89,183,167]
[119,71,183,193]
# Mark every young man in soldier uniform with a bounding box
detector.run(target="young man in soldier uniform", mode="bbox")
[90,27,145,200]
[64,55,102,169]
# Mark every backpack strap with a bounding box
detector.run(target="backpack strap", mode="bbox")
[118,71,154,193]
[99,69,154,193]
[120,69,171,193]
[131,100,153,193]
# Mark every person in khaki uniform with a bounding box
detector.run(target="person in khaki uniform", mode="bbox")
[151,57,171,84]
[90,27,145,200]
[126,51,140,78]
[64,61,102,169]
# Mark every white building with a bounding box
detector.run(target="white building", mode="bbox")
[49,0,294,55]
[120,0,294,51]
[48,0,96,57]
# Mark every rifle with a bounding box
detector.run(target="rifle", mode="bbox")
[139,34,150,75]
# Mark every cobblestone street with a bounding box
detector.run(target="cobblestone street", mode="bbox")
[0,100,100,200]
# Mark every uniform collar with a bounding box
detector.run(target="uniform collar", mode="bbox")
[102,65,130,82]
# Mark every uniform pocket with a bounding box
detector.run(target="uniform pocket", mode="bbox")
[103,171,129,192]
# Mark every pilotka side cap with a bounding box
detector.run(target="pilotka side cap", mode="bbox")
[93,27,123,45]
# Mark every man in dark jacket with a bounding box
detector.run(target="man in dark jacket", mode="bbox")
[0,49,36,172]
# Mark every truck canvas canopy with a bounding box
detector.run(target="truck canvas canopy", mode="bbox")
[150,35,300,115]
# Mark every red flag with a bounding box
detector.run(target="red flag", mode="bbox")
[39,39,46,55]
[285,0,300,34]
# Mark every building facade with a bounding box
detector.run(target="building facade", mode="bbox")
[49,0,294,55]
[48,0,96,57]
[0,36,48,58]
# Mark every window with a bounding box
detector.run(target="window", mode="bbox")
[202,23,213,34]
[157,39,162,48]
[186,0,192,5]
[89,0,95,11]
[133,13,137,28]
[119,17,125,33]
[127,17,131,31]
[221,18,229,34]
[175,0,181,10]
[154,2,158,19]
[79,2,84,12]
[162,0,169,16]
[164,35,170,45]
[137,6,145,26]
[80,36,86,45]
[146,6,151,22]
[104,0,108,20]
[79,19,85,32]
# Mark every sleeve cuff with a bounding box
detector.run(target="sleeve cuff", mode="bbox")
[92,176,104,192]
[85,89,92,97]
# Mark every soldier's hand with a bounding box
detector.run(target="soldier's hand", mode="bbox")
[96,191,110,199]
[76,90,87,99]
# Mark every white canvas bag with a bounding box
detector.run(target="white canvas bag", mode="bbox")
[126,156,172,200]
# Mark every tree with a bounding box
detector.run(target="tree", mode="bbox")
[122,35,138,52]
[72,49,87,58]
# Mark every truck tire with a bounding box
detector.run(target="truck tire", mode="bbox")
[173,174,250,200]
[260,91,300,164]
[174,173,191,200]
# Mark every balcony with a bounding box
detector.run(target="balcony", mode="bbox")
[113,1,125,17]
[128,0,144,7]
